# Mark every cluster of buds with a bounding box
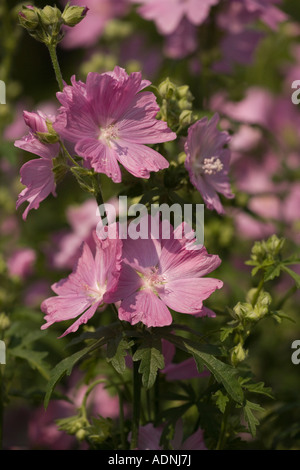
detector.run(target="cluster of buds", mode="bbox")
[247,235,285,274]
[157,78,196,131]
[56,412,89,441]
[233,289,272,323]
[229,289,272,366]
[18,3,88,46]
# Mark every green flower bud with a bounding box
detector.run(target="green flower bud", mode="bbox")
[179,109,194,127]
[232,301,252,321]
[266,234,285,256]
[62,5,89,27]
[176,85,190,99]
[231,343,247,366]
[76,428,88,441]
[18,6,39,30]
[36,119,59,144]
[245,289,272,321]
[56,414,87,435]
[158,78,176,100]
[40,5,62,26]
[0,313,10,331]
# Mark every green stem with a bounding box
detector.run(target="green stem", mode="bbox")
[130,347,141,450]
[59,139,80,167]
[216,399,232,450]
[81,378,107,416]
[47,43,64,92]
[154,371,160,424]
[251,277,265,307]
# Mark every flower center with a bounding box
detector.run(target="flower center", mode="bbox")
[139,267,166,292]
[83,282,106,303]
[98,124,119,145]
[198,156,224,176]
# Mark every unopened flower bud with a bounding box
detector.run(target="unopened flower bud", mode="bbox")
[18,5,39,30]
[179,109,194,127]
[176,85,190,99]
[36,120,59,144]
[62,5,89,27]
[76,428,87,441]
[158,78,176,100]
[245,289,271,321]
[231,343,247,366]
[0,313,10,331]
[40,5,62,26]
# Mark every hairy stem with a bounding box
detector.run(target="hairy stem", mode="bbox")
[47,44,64,92]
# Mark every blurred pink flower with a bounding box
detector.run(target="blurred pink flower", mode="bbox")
[54,66,176,183]
[131,0,219,35]
[163,18,198,59]
[184,114,234,215]
[217,0,287,33]
[284,183,300,224]
[233,211,277,240]
[136,421,207,450]
[210,87,274,128]
[243,0,287,30]
[24,280,52,308]
[28,400,76,450]
[7,247,36,279]
[60,0,129,49]
[162,340,210,381]
[120,34,163,79]
[112,215,223,327]
[213,30,263,73]
[15,111,60,220]
[51,197,124,270]
[52,199,99,270]
[41,231,122,337]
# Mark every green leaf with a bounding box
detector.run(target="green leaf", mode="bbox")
[243,400,265,437]
[213,390,229,413]
[281,266,300,288]
[220,327,235,342]
[162,333,244,404]
[264,262,283,282]
[191,350,244,404]
[106,335,133,375]
[44,339,104,408]
[241,379,274,399]
[133,336,165,389]
[9,347,50,380]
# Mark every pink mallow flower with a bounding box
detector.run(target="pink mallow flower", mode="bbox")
[131,0,219,35]
[184,114,234,215]
[112,216,223,328]
[54,66,176,183]
[15,111,60,220]
[41,231,122,337]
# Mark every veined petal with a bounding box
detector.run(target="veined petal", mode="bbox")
[75,138,122,183]
[158,277,223,314]
[118,289,172,327]
[16,157,56,220]
[114,140,169,179]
